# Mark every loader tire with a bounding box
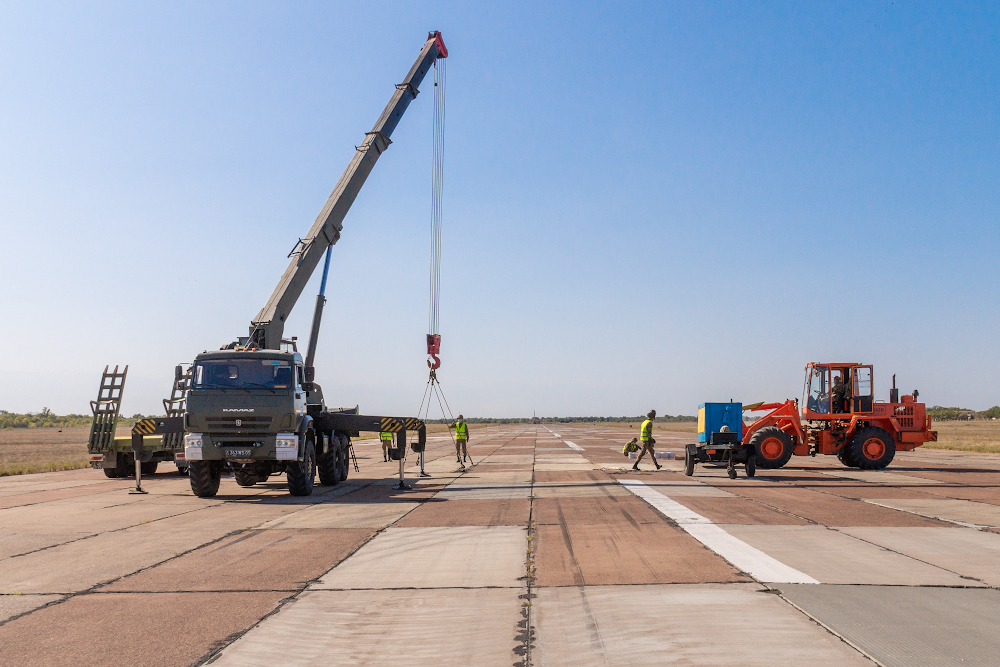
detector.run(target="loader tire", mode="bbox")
[837,446,858,468]
[847,427,895,470]
[140,461,158,476]
[751,427,794,469]
[234,469,258,487]
[189,460,221,498]
[318,433,339,486]
[286,433,316,497]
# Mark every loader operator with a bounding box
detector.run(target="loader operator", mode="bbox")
[633,410,662,471]
[380,431,393,462]
[452,415,469,465]
[832,375,851,414]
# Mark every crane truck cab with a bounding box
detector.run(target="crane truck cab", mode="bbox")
[183,348,321,497]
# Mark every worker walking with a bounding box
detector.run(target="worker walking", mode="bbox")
[633,409,662,471]
[380,431,394,462]
[452,414,469,465]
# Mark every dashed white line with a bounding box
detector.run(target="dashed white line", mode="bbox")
[564,441,584,451]
[620,479,819,584]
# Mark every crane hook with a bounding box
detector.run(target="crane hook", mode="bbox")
[427,354,441,370]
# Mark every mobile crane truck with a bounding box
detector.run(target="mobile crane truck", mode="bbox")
[182,32,447,497]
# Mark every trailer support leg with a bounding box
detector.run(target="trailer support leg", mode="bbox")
[393,429,411,490]
[130,433,148,494]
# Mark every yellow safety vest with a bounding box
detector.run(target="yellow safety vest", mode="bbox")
[380,432,393,442]
[640,419,653,442]
[455,421,468,439]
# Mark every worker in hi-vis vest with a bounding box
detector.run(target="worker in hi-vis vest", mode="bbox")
[634,409,661,471]
[380,431,393,462]
[452,414,469,465]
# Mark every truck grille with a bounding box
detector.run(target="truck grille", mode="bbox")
[206,416,273,429]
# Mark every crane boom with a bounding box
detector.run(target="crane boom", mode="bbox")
[248,31,448,350]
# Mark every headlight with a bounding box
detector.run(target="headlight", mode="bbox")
[275,433,298,460]
[185,433,204,460]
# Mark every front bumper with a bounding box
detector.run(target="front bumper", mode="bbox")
[185,433,299,462]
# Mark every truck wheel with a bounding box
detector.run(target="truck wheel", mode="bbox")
[286,433,316,496]
[189,460,221,497]
[338,435,351,481]
[847,427,896,470]
[751,427,794,469]
[140,461,158,476]
[103,464,120,479]
[115,453,132,478]
[318,434,339,486]
[684,448,695,476]
[235,469,258,487]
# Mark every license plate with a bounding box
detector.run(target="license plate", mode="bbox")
[225,449,252,458]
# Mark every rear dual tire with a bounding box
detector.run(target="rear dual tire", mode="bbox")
[286,433,316,497]
[318,434,350,486]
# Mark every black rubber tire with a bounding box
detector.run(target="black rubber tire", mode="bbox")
[103,464,120,478]
[838,446,858,468]
[728,467,737,479]
[318,434,338,486]
[140,461,158,476]
[847,427,896,470]
[338,435,350,482]
[189,460,221,498]
[745,451,756,478]
[234,469,258,487]
[176,466,189,476]
[751,426,795,469]
[115,453,133,478]
[684,449,695,476]
[286,433,316,497]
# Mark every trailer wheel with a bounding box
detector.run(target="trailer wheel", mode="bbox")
[286,433,316,496]
[103,465,120,479]
[745,452,756,478]
[189,461,221,497]
[318,433,339,486]
[684,448,695,476]
[847,427,895,470]
[140,461,158,476]
[751,427,794,469]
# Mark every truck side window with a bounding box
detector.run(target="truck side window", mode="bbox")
[296,366,304,388]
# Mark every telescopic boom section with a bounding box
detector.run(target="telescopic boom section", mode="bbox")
[248,31,448,350]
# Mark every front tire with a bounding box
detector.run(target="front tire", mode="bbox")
[751,427,794,469]
[234,469,258,487]
[286,433,316,497]
[189,460,221,497]
[847,427,896,470]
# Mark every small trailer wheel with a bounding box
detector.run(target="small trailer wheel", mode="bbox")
[684,449,695,476]
[727,467,737,480]
[745,455,756,478]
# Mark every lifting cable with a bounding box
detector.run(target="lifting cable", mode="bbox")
[419,56,455,440]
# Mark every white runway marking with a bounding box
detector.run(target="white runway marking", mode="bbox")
[564,441,584,451]
[620,479,818,584]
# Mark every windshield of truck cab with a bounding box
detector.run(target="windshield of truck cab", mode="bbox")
[193,359,294,390]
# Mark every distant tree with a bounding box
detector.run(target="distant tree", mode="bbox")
[980,406,1000,420]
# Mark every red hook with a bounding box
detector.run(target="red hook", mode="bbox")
[427,354,441,370]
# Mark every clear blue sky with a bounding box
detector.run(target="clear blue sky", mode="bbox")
[1,1,997,418]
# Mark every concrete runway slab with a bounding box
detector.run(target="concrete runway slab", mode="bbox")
[865,497,1000,527]
[258,501,418,529]
[819,469,944,485]
[535,521,745,586]
[0,593,60,622]
[721,524,977,585]
[314,526,527,589]
[479,454,534,464]
[778,584,1000,667]
[727,486,950,526]
[454,470,534,484]
[534,470,607,483]
[533,495,670,526]
[0,591,287,667]
[533,480,629,498]
[533,584,870,666]
[675,496,811,525]
[838,526,1000,585]
[435,481,533,500]
[210,588,524,667]
[639,478,737,497]
[394,498,530,527]
[535,463,597,471]
[100,528,375,592]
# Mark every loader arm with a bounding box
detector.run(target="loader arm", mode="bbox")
[248,32,448,350]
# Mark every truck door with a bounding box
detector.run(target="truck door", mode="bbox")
[852,366,874,413]
[294,364,307,423]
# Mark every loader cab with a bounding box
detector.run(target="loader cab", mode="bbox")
[803,363,874,417]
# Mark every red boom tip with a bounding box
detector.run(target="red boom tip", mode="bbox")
[429,31,448,58]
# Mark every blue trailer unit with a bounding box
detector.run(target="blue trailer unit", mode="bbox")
[697,402,744,443]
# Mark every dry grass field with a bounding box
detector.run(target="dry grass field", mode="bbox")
[925,420,1000,453]
[0,426,97,476]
